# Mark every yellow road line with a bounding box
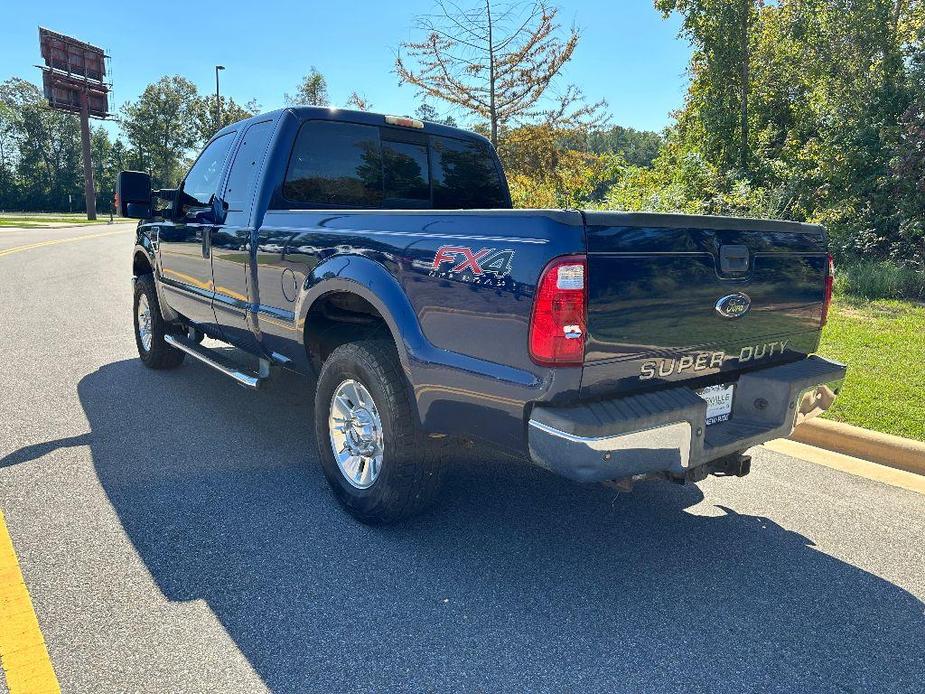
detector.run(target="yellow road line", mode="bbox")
[258,314,301,333]
[763,439,925,495]
[0,511,60,694]
[161,268,250,303]
[0,229,128,258]
[162,268,211,291]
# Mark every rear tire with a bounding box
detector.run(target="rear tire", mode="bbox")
[133,275,185,370]
[315,340,445,524]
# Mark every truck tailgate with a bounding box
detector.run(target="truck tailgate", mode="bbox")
[580,212,829,398]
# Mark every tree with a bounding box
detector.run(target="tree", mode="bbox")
[655,0,759,172]
[587,125,663,168]
[0,78,82,211]
[91,127,113,213]
[286,67,329,107]
[0,100,17,208]
[345,91,373,111]
[622,0,925,273]
[414,102,458,127]
[536,84,610,136]
[91,128,130,214]
[121,76,200,187]
[395,1,582,144]
[502,121,623,208]
[194,95,256,142]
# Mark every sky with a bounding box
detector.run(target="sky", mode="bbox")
[1,0,692,138]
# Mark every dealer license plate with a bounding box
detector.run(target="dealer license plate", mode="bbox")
[696,384,735,426]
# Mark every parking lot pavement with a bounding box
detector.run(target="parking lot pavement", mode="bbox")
[0,230,923,693]
[0,223,131,254]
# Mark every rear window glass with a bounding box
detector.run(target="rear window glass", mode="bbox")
[383,139,430,208]
[283,121,382,207]
[281,121,509,209]
[431,136,507,209]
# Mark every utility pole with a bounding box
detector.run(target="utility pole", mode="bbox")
[215,65,225,132]
[79,89,97,220]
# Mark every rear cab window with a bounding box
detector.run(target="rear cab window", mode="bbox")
[224,120,275,215]
[430,135,508,209]
[382,133,430,208]
[283,121,382,207]
[280,119,509,210]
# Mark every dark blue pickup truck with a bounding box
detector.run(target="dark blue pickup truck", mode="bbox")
[118,107,846,523]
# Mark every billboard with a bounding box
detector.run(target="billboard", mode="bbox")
[39,27,106,82]
[41,71,110,118]
[37,27,112,218]
[38,27,111,119]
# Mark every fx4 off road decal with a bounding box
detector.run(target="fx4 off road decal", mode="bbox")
[429,245,516,287]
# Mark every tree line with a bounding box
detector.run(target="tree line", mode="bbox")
[607,0,925,269]
[393,0,923,270]
[0,1,659,213]
[4,0,917,277]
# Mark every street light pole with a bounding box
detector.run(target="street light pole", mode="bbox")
[215,65,225,132]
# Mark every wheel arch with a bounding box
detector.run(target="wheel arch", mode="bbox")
[133,247,154,276]
[298,255,429,422]
[132,244,179,322]
[298,255,427,367]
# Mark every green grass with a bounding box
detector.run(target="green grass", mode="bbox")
[0,212,126,228]
[819,297,925,441]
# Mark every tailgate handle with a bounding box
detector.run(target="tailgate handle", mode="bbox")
[720,245,750,274]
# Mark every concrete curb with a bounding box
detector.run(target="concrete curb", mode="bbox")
[790,418,925,476]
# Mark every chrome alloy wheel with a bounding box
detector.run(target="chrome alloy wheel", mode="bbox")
[329,379,384,489]
[137,293,153,352]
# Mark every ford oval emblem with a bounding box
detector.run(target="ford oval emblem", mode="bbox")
[715,292,752,320]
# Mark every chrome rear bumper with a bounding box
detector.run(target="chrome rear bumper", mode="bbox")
[528,355,846,483]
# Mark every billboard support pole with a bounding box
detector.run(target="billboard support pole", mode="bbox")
[79,89,97,220]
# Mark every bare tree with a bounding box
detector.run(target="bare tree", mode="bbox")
[346,91,373,111]
[538,84,607,130]
[395,1,581,144]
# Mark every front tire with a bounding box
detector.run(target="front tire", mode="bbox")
[315,340,444,524]
[133,274,185,370]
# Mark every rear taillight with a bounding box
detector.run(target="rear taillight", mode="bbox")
[821,254,835,326]
[529,255,587,367]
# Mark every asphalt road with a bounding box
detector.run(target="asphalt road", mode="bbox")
[1,224,923,693]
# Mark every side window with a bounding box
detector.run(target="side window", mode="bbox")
[430,135,507,209]
[180,133,235,208]
[382,139,430,208]
[224,120,274,213]
[283,121,382,207]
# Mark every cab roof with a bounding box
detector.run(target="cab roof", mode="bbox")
[215,106,491,148]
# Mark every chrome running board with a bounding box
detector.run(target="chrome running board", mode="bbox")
[164,334,270,390]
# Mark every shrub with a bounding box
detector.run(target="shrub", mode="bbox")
[835,260,925,302]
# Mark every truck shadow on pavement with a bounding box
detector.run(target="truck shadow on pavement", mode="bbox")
[55,360,925,691]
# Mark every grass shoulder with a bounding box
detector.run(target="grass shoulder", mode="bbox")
[820,296,925,442]
[0,212,129,228]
